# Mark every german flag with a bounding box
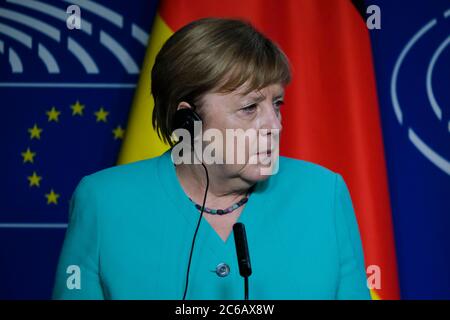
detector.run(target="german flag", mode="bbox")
[118,0,400,300]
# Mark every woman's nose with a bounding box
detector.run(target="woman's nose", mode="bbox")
[260,102,282,132]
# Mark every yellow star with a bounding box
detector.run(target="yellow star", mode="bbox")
[28,124,43,140]
[71,101,85,116]
[28,171,42,187]
[94,107,109,122]
[112,125,125,140]
[45,189,60,205]
[21,148,36,163]
[46,106,61,122]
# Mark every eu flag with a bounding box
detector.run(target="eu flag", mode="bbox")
[0,0,158,299]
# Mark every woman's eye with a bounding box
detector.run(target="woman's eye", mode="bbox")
[241,104,257,114]
[274,100,285,109]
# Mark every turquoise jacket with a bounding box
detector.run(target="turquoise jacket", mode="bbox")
[53,150,370,299]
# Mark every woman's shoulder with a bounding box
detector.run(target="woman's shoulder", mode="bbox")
[278,155,338,183]
[77,154,163,193]
[260,155,341,203]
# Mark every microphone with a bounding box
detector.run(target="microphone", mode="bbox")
[233,222,252,300]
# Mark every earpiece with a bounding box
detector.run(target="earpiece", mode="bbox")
[172,107,202,147]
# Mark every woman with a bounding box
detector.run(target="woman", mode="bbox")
[53,17,370,300]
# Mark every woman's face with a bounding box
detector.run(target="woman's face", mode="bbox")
[197,82,285,184]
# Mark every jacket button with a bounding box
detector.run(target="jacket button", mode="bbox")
[215,263,230,277]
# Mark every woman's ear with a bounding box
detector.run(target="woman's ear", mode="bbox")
[177,101,193,111]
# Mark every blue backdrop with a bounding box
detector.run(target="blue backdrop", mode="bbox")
[368,0,450,299]
[0,0,159,299]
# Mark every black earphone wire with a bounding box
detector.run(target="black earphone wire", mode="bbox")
[182,161,209,300]
[245,276,249,300]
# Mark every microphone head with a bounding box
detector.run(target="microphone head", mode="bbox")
[233,223,252,277]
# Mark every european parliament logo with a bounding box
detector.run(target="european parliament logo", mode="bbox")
[0,0,156,228]
[390,6,450,176]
